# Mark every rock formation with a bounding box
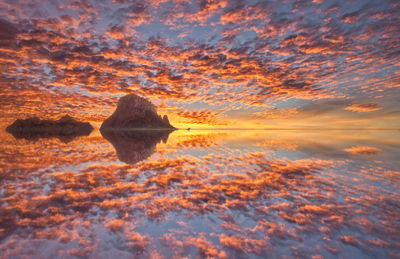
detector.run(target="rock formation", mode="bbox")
[100,94,175,130]
[6,115,93,143]
[101,129,172,164]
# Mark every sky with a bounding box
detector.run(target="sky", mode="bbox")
[0,0,399,129]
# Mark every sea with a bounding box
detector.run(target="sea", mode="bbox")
[0,128,399,258]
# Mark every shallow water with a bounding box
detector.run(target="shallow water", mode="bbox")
[0,129,399,258]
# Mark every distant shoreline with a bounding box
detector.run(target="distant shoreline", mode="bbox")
[172,127,400,131]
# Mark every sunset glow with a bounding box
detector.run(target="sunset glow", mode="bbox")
[0,0,399,258]
[0,0,399,129]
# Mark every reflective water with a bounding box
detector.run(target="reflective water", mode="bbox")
[0,129,399,258]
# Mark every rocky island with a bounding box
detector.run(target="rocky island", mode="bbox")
[100,94,175,163]
[6,115,93,142]
[100,94,176,130]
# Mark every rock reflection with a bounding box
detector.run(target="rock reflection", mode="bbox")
[100,129,173,164]
[6,130,93,143]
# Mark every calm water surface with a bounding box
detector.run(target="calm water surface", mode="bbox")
[0,129,399,258]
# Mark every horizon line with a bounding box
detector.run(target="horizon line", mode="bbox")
[174,127,400,131]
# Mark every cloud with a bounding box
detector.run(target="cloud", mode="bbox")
[344,146,382,155]
[0,0,399,127]
[345,104,382,113]
[0,18,18,43]
[176,111,227,125]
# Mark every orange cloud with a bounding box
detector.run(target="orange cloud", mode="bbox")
[175,111,227,126]
[344,146,382,155]
[345,104,382,113]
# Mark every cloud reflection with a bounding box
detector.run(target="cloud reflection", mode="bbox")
[0,130,399,257]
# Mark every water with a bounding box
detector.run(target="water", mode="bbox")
[0,129,399,258]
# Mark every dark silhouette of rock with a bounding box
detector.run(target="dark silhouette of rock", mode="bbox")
[101,129,172,164]
[6,115,93,143]
[100,94,176,130]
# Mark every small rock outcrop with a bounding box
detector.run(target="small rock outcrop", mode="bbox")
[6,115,93,142]
[100,94,175,130]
